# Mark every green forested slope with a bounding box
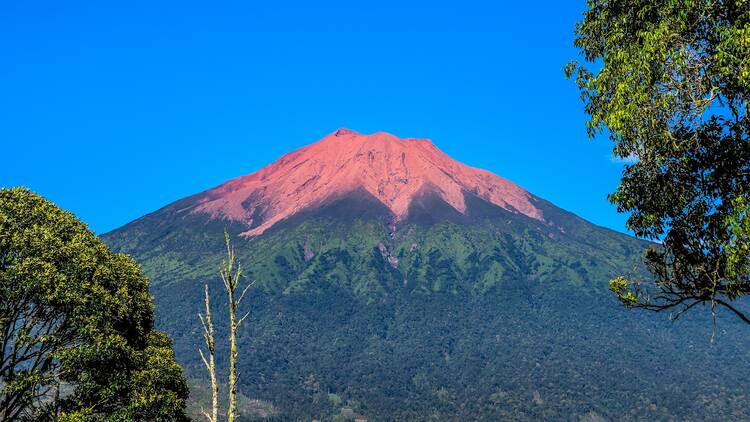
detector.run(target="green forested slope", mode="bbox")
[102,193,750,421]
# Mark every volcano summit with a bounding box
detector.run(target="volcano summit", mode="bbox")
[103,130,750,421]
[188,129,544,236]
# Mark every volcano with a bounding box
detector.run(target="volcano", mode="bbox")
[102,130,750,421]
[190,128,543,236]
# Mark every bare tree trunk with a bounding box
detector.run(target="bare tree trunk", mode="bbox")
[227,291,238,422]
[220,231,251,422]
[198,284,219,422]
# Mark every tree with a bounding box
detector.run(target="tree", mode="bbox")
[0,187,188,420]
[197,232,251,422]
[567,0,750,323]
[198,285,218,422]
[221,232,251,422]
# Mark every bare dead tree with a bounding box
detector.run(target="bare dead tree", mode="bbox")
[219,231,252,422]
[198,284,218,422]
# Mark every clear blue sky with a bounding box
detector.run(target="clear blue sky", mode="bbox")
[1,1,631,235]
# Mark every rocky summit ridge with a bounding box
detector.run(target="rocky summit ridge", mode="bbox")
[188,129,544,236]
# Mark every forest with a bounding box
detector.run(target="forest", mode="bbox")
[2,0,749,420]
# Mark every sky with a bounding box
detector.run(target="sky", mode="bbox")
[0,1,632,235]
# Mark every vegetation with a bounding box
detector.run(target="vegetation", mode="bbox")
[220,232,252,422]
[567,0,750,322]
[198,233,252,422]
[102,192,650,299]
[0,187,188,421]
[160,272,750,421]
[198,284,219,422]
[103,195,750,420]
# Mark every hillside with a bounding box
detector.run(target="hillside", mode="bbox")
[102,130,750,421]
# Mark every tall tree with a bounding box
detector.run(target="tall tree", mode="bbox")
[198,284,218,422]
[567,0,750,323]
[197,232,251,422]
[0,187,188,421]
[220,232,251,422]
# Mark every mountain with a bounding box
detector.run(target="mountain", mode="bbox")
[189,128,543,237]
[103,130,750,421]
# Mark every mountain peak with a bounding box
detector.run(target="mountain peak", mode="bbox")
[328,128,431,145]
[333,128,360,137]
[190,130,544,236]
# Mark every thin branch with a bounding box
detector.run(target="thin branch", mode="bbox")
[668,300,702,321]
[237,311,251,329]
[237,280,255,306]
[713,298,750,325]
[198,314,208,336]
[198,348,210,371]
[200,407,213,422]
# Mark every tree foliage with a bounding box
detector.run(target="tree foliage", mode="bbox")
[567,0,750,322]
[104,201,750,420]
[0,187,188,421]
[174,286,750,421]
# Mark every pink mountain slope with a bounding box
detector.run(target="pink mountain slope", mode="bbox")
[189,129,545,236]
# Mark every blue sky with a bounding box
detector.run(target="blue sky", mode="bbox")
[1,1,631,235]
